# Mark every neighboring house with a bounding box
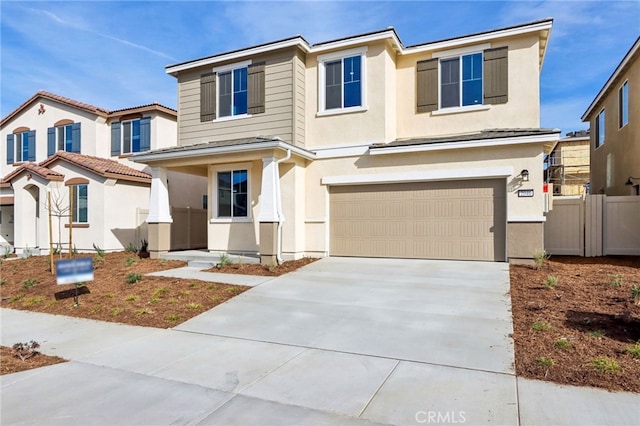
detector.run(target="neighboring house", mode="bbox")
[133,19,560,263]
[0,91,206,254]
[546,130,590,196]
[582,36,639,196]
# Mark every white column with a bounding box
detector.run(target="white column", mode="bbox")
[258,157,279,222]
[146,167,173,223]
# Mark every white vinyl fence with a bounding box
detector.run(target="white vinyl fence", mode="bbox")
[545,195,640,256]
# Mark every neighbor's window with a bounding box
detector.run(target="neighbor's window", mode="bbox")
[440,52,483,108]
[217,170,248,218]
[71,184,88,223]
[111,118,150,156]
[218,66,248,118]
[318,47,366,113]
[6,130,35,164]
[596,109,605,148]
[122,119,141,153]
[619,80,629,128]
[56,124,73,152]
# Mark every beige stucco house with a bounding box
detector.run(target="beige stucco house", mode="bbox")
[133,19,560,263]
[582,36,639,196]
[546,130,590,196]
[1,91,206,254]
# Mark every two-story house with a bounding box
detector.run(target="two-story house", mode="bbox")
[132,19,559,263]
[582,36,639,196]
[0,91,206,254]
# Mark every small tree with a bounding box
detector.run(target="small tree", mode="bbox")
[44,184,70,259]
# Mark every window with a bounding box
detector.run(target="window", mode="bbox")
[6,130,35,164]
[110,118,150,156]
[619,80,629,128]
[218,67,248,118]
[217,169,248,218]
[200,61,265,122]
[417,46,507,113]
[48,122,80,156]
[71,184,88,223]
[318,47,366,113]
[440,53,483,108]
[596,109,605,148]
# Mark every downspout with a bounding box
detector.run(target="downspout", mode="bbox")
[275,149,291,264]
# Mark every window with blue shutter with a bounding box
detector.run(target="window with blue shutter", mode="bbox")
[27,131,36,161]
[71,122,81,153]
[139,117,151,151]
[118,117,150,154]
[8,131,35,163]
[47,127,56,157]
[49,122,81,155]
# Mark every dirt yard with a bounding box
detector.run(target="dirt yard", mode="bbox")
[510,255,640,393]
[1,251,638,394]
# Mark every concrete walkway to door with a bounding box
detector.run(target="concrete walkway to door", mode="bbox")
[2,257,638,425]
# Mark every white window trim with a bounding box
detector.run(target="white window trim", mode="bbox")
[212,60,252,122]
[210,162,252,223]
[437,50,485,111]
[317,46,368,114]
[55,124,73,152]
[120,118,141,154]
[619,80,629,130]
[595,108,605,149]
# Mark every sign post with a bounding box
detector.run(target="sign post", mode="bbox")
[55,258,93,306]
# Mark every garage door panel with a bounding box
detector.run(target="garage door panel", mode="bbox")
[329,180,506,261]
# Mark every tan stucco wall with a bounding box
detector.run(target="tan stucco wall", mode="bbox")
[507,221,544,259]
[588,51,640,195]
[303,142,546,256]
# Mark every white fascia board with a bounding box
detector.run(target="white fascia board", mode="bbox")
[132,141,316,163]
[310,142,372,159]
[508,216,547,222]
[166,38,309,75]
[403,20,553,56]
[369,133,560,156]
[322,166,513,186]
[309,30,402,54]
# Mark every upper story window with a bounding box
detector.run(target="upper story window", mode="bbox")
[200,61,265,122]
[317,47,367,114]
[440,53,483,108]
[595,109,605,148]
[619,80,629,128]
[47,121,81,156]
[111,117,150,156]
[6,129,35,164]
[417,46,508,113]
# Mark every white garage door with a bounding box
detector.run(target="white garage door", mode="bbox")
[329,179,506,261]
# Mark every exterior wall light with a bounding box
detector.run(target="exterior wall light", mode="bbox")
[520,169,529,182]
[626,177,640,185]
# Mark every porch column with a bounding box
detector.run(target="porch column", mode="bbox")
[258,157,279,264]
[147,167,172,259]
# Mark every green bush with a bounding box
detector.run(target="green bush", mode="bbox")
[125,273,143,284]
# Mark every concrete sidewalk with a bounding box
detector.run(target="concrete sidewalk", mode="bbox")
[2,257,639,425]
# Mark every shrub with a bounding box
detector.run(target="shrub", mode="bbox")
[22,278,38,290]
[165,314,182,323]
[186,303,202,310]
[632,285,640,305]
[544,275,559,289]
[152,287,169,298]
[587,330,606,338]
[531,320,552,331]
[626,342,640,358]
[554,339,572,349]
[12,341,40,361]
[110,307,124,316]
[587,357,621,373]
[217,253,232,268]
[124,295,139,302]
[125,257,137,267]
[22,296,45,307]
[607,274,622,287]
[0,279,6,286]
[135,308,153,316]
[125,273,143,284]
[533,251,550,269]
[536,357,555,367]
[125,242,138,253]
[93,243,106,259]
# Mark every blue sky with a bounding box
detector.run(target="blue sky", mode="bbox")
[1,0,638,134]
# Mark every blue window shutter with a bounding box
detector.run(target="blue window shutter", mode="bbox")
[47,127,56,157]
[111,122,121,156]
[27,130,36,161]
[6,134,14,164]
[71,122,81,153]
[139,117,151,152]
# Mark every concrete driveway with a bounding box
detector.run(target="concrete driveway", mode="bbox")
[2,257,638,425]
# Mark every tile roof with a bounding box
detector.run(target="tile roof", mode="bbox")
[370,128,561,149]
[0,162,65,183]
[1,91,176,128]
[40,151,151,183]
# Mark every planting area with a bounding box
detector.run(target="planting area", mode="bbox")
[510,255,640,393]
